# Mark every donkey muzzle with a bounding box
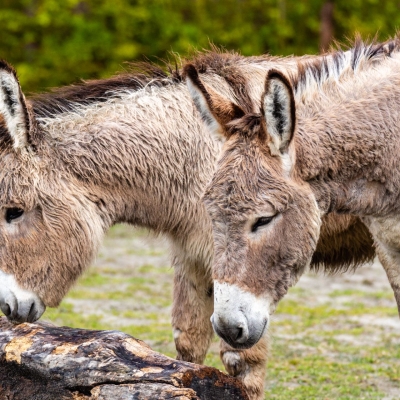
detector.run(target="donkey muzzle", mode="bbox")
[0,270,46,323]
[212,281,269,349]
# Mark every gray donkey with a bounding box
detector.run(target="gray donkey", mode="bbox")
[0,42,385,398]
[185,38,400,398]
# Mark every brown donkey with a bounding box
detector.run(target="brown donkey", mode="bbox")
[0,43,386,398]
[185,38,400,398]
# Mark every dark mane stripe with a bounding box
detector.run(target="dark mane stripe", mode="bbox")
[30,63,181,118]
[350,35,396,69]
[292,35,400,94]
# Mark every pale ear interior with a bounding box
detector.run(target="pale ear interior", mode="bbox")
[263,77,294,156]
[0,69,28,150]
[186,77,225,141]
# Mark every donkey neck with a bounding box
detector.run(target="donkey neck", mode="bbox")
[295,56,400,217]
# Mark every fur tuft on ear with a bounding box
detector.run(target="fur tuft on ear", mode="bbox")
[0,60,29,150]
[183,63,245,141]
[263,70,296,156]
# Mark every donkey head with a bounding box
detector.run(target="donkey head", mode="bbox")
[185,65,321,349]
[0,61,104,323]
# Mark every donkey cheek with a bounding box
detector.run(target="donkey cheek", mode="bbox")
[36,278,72,307]
[41,295,62,308]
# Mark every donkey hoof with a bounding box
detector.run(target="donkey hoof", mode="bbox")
[221,350,246,377]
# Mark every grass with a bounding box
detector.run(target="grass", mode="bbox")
[43,224,400,399]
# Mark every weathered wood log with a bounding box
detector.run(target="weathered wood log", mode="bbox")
[0,317,248,400]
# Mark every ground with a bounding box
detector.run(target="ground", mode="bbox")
[44,224,400,400]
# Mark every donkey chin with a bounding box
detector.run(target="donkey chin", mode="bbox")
[0,270,46,324]
[211,281,270,349]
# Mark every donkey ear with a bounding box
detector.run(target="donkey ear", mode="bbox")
[183,63,245,141]
[0,60,29,150]
[262,70,296,156]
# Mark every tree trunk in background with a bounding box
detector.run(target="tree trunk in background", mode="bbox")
[0,317,248,400]
[320,1,334,52]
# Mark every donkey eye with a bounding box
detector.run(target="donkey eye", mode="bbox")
[251,216,274,232]
[5,208,24,223]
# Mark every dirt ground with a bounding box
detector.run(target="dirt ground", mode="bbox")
[44,225,400,399]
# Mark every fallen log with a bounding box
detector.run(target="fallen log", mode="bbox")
[0,317,248,400]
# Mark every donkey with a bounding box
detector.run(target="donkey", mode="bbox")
[184,38,400,398]
[0,42,387,398]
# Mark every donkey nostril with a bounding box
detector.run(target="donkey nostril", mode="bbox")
[1,303,11,317]
[211,313,251,347]
[27,302,36,323]
[228,325,247,343]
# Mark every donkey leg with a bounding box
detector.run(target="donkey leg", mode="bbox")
[373,241,400,315]
[365,216,400,315]
[172,263,214,364]
[220,337,268,400]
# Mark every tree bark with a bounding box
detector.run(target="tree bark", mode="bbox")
[320,0,334,52]
[0,317,248,400]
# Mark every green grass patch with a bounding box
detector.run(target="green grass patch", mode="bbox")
[43,224,400,400]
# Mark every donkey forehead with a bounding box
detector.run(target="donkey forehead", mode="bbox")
[205,166,293,218]
[222,132,288,172]
[0,176,37,204]
[0,149,39,174]
[0,149,44,190]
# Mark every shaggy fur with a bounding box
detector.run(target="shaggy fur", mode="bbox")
[190,36,400,400]
[0,38,396,399]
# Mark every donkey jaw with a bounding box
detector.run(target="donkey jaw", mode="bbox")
[211,281,270,349]
[0,270,46,324]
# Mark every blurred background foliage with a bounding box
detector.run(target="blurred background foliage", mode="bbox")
[1,0,399,92]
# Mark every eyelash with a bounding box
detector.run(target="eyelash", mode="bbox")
[251,216,274,232]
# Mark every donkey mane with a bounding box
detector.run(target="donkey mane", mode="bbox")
[31,37,400,119]
[28,44,350,119]
[30,49,276,118]
[292,35,400,96]
[30,63,182,118]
